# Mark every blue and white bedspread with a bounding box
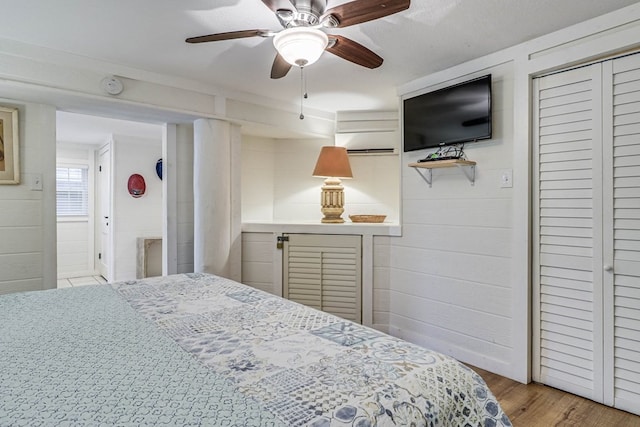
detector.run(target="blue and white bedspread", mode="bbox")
[1,273,511,426]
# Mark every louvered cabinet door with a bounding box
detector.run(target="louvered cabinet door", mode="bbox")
[283,234,362,323]
[607,54,640,414]
[532,64,604,401]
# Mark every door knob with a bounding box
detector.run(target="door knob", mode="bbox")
[604,264,613,272]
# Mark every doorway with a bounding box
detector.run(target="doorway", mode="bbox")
[55,111,164,287]
[97,144,110,280]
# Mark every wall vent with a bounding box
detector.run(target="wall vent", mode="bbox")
[346,148,396,155]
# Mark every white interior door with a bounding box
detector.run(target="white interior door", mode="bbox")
[97,146,111,281]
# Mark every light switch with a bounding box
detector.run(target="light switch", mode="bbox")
[500,169,513,188]
[30,173,43,191]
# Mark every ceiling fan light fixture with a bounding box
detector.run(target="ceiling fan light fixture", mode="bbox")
[273,27,329,67]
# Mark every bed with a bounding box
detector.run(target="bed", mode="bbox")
[1,273,511,426]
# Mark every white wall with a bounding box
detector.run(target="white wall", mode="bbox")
[372,235,392,331]
[273,139,329,222]
[111,135,162,281]
[393,4,640,383]
[241,232,277,294]
[347,155,400,224]
[56,142,97,278]
[242,137,401,223]
[57,143,95,162]
[242,136,276,222]
[392,64,515,377]
[0,101,56,294]
[57,221,90,277]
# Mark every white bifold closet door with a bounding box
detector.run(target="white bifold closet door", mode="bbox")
[606,54,640,414]
[533,53,640,415]
[533,64,604,402]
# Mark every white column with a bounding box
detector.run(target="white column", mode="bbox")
[39,104,58,289]
[229,123,242,282]
[193,118,241,280]
[162,124,178,276]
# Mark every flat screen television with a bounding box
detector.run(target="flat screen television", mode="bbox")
[403,74,492,152]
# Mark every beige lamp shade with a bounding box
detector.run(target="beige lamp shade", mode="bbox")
[312,146,353,178]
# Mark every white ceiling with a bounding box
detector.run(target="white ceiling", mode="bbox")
[56,111,163,145]
[2,0,639,139]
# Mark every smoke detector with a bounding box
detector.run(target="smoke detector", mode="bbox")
[101,76,124,95]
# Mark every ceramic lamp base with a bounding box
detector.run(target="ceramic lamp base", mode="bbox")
[320,177,345,223]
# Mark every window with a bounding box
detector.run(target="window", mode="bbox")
[56,166,89,216]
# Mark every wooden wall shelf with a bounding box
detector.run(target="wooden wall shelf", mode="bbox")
[408,159,476,187]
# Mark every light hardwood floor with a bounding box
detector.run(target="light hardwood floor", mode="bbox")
[471,366,640,426]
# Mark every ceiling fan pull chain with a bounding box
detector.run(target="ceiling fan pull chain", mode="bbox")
[304,66,308,99]
[300,66,305,120]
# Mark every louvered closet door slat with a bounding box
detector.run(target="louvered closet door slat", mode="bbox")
[610,54,640,415]
[615,144,640,157]
[539,130,592,146]
[541,150,593,164]
[540,159,593,173]
[286,248,322,310]
[321,242,361,323]
[533,65,601,400]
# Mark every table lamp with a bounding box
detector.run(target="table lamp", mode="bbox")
[312,146,353,223]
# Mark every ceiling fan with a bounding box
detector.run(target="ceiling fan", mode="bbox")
[186,0,411,79]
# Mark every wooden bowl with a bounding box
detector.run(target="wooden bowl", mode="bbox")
[349,215,386,223]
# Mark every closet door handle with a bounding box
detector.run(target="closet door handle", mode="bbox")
[604,264,614,272]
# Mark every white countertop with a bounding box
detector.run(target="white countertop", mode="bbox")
[241,221,402,236]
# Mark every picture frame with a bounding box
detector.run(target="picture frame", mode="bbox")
[0,106,19,184]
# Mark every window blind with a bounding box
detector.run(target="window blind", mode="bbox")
[56,166,89,216]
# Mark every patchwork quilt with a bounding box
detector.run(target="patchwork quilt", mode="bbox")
[0,273,511,426]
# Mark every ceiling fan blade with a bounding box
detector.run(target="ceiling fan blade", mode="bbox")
[322,0,410,28]
[326,35,383,69]
[271,53,292,79]
[260,0,297,13]
[186,30,269,43]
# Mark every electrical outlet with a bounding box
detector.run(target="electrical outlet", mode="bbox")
[500,169,513,188]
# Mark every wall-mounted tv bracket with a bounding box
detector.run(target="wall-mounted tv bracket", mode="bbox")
[408,159,476,187]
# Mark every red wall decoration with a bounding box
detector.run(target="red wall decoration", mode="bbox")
[127,174,146,198]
